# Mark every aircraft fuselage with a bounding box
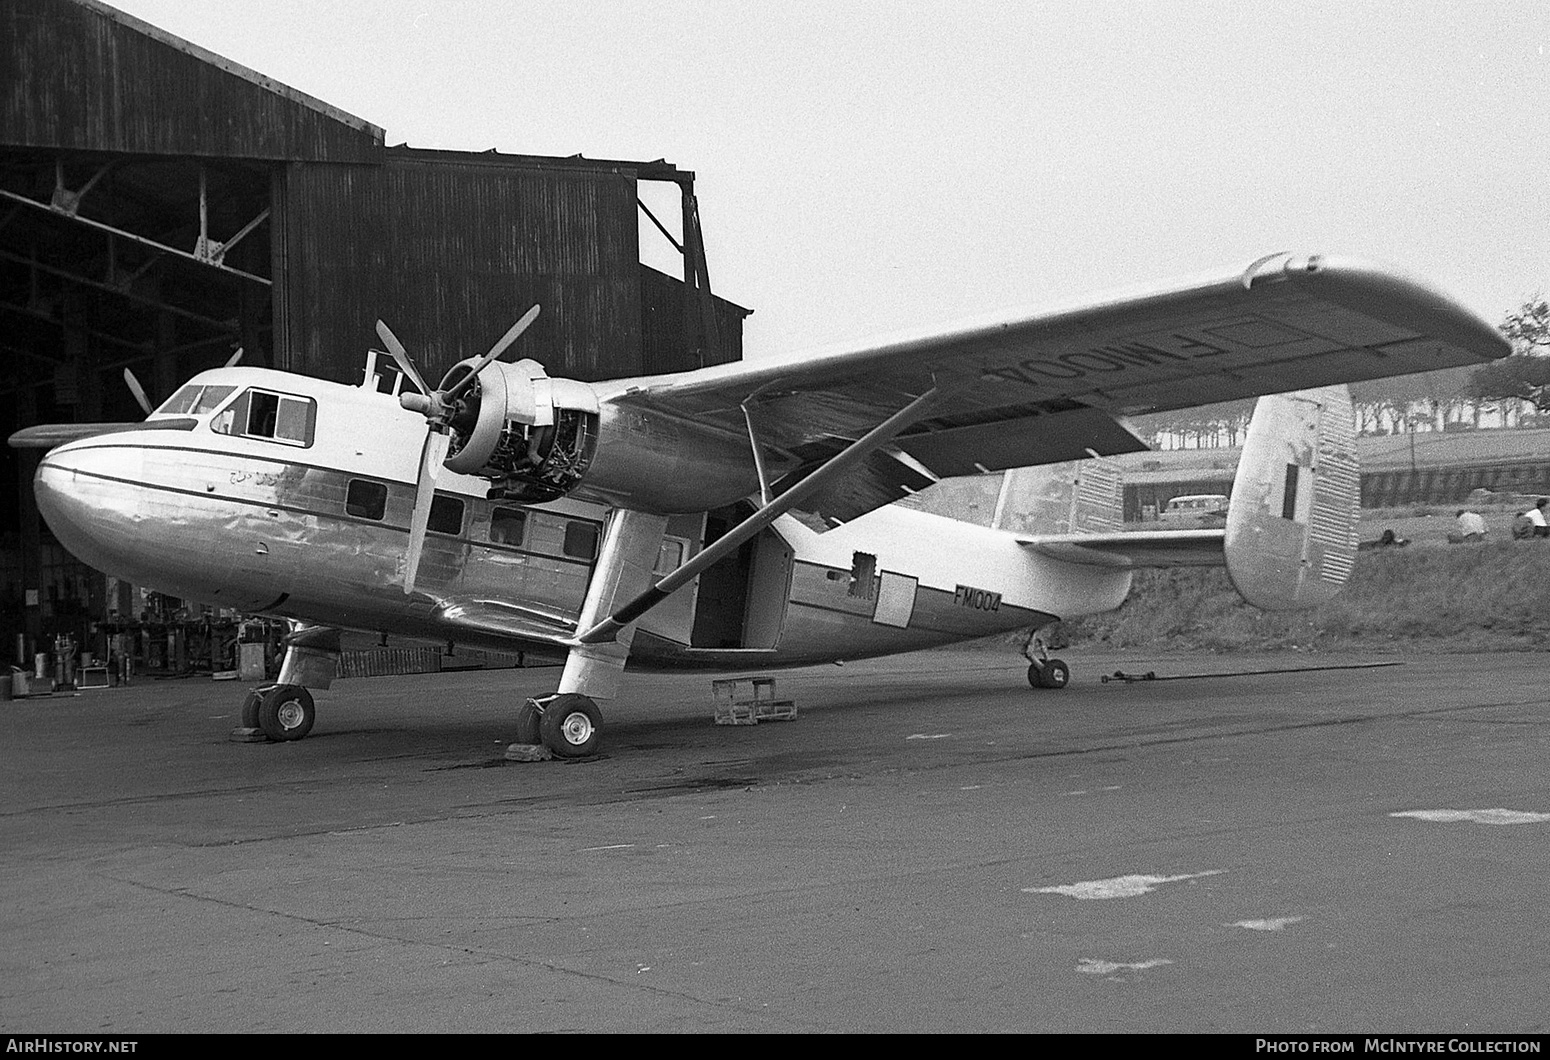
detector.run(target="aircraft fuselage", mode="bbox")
[31,366,1133,671]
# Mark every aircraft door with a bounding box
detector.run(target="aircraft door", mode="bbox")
[635,513,704,644]
[742,529,792,649]
[688,509,792,649]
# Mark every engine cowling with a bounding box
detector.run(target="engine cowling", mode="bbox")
[438,357,601,503]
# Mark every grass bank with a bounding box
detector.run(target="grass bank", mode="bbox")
[1049,539,1550,653]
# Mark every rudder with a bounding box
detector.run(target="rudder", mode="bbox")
[1224,386,1359,610]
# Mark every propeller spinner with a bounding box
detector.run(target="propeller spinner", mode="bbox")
[375,306,541,594]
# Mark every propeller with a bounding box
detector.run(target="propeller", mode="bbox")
[123,369,153,417]
[123,348,243,418]
[376,306,541,594]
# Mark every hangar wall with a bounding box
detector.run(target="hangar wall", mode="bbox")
[2,0,383,162]
[0,0,749,669]
[275,150,647,385]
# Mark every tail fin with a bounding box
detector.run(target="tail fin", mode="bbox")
[1224,386,1359,610]
[991,458,1123,535]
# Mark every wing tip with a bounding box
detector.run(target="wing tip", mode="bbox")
[1260,252,1510,363]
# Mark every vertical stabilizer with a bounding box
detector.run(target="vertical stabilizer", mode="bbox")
[992,458,1123,535]
[1224,386,1359,609]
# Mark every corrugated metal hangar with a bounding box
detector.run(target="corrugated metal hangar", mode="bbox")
[1,0,749,667]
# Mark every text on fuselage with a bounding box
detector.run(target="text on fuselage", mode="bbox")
[954,584,1002,612]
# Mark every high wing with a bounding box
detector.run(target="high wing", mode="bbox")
[603,253,1508,525]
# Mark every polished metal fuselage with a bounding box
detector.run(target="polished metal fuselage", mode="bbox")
[33,367,1134,671]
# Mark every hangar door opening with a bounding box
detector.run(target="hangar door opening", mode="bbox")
[689,508,792,650]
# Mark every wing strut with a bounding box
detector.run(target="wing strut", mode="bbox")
[740,401,774,506]
[577,386,945,645]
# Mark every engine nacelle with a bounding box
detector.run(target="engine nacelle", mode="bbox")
[439,357,601,503]
[432,356,770,512]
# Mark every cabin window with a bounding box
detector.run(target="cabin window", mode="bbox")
[428,495,464,536]
[654,537,686,575]
[563,520,600,560]
[212,388,316,447]
[489,507,526,546]
[848,551,877,600]
[346,479,388,520]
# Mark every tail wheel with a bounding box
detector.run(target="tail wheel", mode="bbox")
[1041,658,1070,688]
[1028,658,1071,689]
[539,693,602,758]
[258,685,315,741]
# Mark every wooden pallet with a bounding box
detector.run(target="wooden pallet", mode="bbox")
[713,677,797,726]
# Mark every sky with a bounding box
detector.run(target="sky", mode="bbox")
[103,0,1550,362]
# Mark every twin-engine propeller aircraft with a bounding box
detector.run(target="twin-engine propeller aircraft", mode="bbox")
[11,252,1508,758]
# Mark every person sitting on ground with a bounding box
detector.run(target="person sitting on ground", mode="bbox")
[1515,498,1550,540]
[1449,509,1488,544]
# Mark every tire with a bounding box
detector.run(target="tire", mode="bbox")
[538,693,602,758]
[1040,658,1071,689]
[258,685,315,742]
[240,687,269,729]
[513,698,543,745]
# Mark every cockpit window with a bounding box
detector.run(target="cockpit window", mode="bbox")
[192,386,236,415]
[212,388,316,447]
[156,384,236,417]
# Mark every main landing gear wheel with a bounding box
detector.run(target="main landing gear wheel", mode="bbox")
[538,693,602,758]
[1028,658,1071,689]
[258,684,315,741]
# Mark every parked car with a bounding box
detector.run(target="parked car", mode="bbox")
[1158,493,1229,527]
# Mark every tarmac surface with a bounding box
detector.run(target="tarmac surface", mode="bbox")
[1,645,1547,1034]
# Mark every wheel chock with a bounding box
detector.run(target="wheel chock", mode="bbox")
[504,742,554,762]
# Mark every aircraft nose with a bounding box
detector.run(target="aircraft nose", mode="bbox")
[33,442,149,580]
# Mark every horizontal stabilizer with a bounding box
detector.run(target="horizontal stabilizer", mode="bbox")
[1017,528,1225,568]
[1018,386,1360,611]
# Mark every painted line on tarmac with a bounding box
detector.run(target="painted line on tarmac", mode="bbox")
[1391,808,1550,825]
[1023,869,1224,899]
[1231,916,1304,931]
[1077,958,1173,975]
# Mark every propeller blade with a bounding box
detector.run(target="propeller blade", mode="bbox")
[402,429,450,595]
[375,319,432,397]
[123,369,153,417]
[224,348,244,368]
[441,304,540,403]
